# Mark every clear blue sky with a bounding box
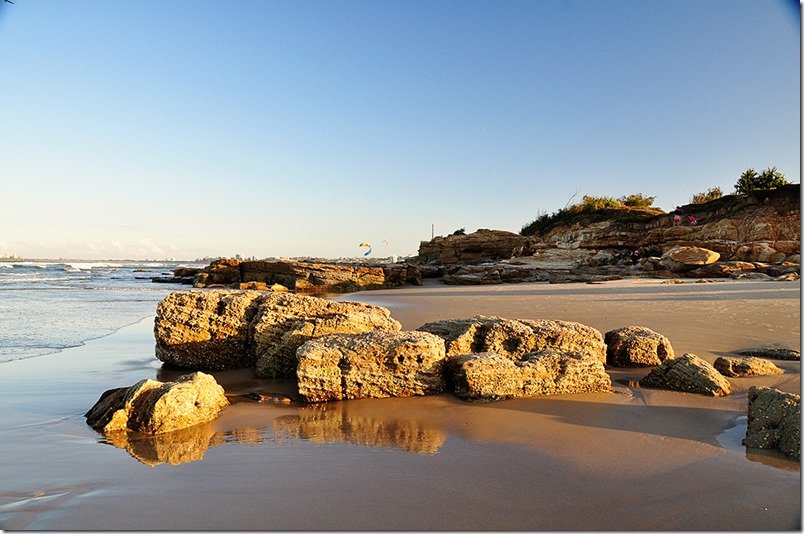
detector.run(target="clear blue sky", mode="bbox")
[0,0,799,260]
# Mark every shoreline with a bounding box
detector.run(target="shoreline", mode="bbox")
[0,278,799,530]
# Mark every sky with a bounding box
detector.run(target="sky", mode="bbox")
[0,0,800,260]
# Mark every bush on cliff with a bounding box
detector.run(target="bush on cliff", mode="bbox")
[690,187,723,204]
[520,194,662,236]
[735,167,790,195]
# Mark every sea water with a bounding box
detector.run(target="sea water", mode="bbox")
[0,260,204,363]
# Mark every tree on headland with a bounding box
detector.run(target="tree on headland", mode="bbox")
[735,167,790,195]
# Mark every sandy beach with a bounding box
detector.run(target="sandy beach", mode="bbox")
[0,278,799,530]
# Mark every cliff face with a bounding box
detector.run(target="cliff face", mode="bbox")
[416,185,800,265]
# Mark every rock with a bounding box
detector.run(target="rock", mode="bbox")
[252,293,402,378]
[604,326,674,367]
[686,261,756,278]
[441,264,549,285]
[154,290,264,371]
[638,353,731,396]
[85,372,229,435]
[734,242,787,264]
[417,229,532,264]
[713,356,783,377]
[154,290,401,374]
[194,258,421,294]
[296,330,447,402]
[733,347,800,361]
[775,272,800,281]
[730,272,772,281]
[658,246,720,272]
[449,349,611,401]
[417,316,607,364]
[784,254,800,264]
[763,262,800,278]
[743,386,800,460]
[238,281,270,290]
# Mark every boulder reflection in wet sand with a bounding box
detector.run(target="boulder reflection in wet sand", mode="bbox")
[272,405,446,454]
[102,422,225,466]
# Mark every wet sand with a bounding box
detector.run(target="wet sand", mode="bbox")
[0,278,799,530]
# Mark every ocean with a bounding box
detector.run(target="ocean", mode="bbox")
[0,260,204,363]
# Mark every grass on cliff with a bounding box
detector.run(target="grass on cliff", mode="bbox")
[520,194,665,236]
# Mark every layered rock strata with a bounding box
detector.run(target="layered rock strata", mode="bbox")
[85,372,228,435]
[449,350,611,401]
[605,326,674,367]
[296,330,447,402]
[744,386,800,460]
[418,316,607,364]
[638,353,731,396]
[154,290,401,374]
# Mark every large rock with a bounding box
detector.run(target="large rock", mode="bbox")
[417,229,532,264]
[605,326,674,367]
[154,290,401,374]
[154,290,264,370]
[252,293,402,378]
[449,350,611,401]
[193,258,422,294]
[296,330,447,402]
[417,316,607,364]
[743,386,800,460]
[713,356,784,377]
[85,372,228,435]
[658,246,720,272]
[638,353,731,396]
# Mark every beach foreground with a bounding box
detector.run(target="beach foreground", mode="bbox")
[0,279,799,530]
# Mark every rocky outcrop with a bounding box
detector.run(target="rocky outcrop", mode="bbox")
[415,185,800,267]
[193,258,421,294]
[713,356,784,377]
[251,293,402,378]
[154,290,401,374]
[417,316,607,364]
[296,330,447,402]
[417,229,534,264]
[605,326,674,367]
[734,347,800,361]
[743,386,800,460]
[638,353,731,396]
[85,372,228,435]
[658,246,720,272]
[155,290,264,370]
[449,350,611,401]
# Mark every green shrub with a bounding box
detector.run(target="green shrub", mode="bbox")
[520,193,658,236]
[735,167,790,195]
[690,187,723,204]
[450,228,466,236]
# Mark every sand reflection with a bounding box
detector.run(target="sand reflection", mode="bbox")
[272,403,446,454]
[99,401,446,465]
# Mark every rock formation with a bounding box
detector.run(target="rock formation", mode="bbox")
[85,372,229,435]
[604,326,674,367]
[251,293,402,378]
[191,258,422,294]
[418,316,607,364]
[713,356,784,377]
[449,350,611,401]
[658,246,720,272]
[154,290,401,374]
[743,386,800,460]
[415,185,800,270]
[296,330,447,402]
[638,353,731,396]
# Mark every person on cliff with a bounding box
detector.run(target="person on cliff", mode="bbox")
[672,206,683,226]
[687,214,698,225]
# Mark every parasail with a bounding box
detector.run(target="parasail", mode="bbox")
[358,242,372,256]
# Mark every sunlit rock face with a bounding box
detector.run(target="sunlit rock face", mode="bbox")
[418,316,607,364]
[153,290,401,376]
[605,326,674,367]
[84,372,229,435]
[638,353,731,397]
[296,330,447,402]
